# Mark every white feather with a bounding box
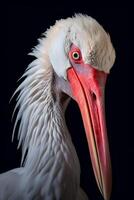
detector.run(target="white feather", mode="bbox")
[0,14,116,199]
[35,14,115,78]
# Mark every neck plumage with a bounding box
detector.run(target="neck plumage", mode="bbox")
[13,56,80,182]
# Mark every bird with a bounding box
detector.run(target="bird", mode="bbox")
[0,14,115,200]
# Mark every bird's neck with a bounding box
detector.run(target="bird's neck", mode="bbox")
[15,58,80,187]
[24,96,80,177]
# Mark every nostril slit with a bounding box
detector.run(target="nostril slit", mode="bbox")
[91,91,96,101]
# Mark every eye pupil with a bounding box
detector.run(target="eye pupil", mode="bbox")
[74,53,78,58]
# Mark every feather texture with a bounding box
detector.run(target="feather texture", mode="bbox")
[0,14,116,199]
[8,52,87,199]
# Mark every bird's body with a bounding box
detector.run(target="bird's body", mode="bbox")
[0,56,87,200]
[0,14,115,200]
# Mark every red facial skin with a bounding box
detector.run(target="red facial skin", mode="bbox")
[67,45,112,200]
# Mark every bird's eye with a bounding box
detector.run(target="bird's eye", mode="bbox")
[69,46,82,63]
[72,52,80,60]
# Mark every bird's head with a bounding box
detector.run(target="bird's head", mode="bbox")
[34,14,115,200]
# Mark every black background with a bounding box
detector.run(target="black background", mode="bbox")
[1,2,131,200]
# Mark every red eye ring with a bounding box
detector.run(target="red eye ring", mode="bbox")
[70,50,82,63]
[69,45,83,64]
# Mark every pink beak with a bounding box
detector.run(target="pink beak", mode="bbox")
[67,64,112,200]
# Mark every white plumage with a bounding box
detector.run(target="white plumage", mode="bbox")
[0,14,115,200]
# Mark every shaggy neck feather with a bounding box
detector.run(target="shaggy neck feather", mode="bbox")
[13,58,80,180]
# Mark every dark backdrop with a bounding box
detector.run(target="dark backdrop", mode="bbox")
[1,2,131,200]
